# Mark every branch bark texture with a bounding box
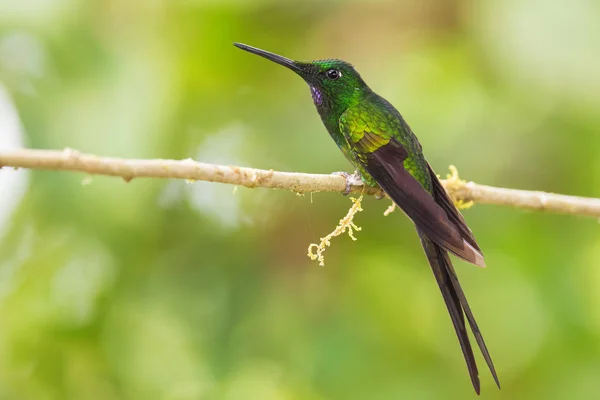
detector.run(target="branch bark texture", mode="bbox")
[1,148,600,219]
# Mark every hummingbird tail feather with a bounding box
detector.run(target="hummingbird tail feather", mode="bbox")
[418,230,500,393]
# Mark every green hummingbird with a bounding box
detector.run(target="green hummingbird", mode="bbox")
[234,42,500,394]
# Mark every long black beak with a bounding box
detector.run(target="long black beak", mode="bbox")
[234,42,302,73]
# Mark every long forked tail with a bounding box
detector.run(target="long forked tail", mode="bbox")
[417,230,501,394]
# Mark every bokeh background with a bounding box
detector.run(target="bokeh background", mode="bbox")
[1,0,600,399]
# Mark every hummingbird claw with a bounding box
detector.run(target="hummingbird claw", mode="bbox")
[332,170,363,196]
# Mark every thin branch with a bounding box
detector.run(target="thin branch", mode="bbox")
[1,148,600,219]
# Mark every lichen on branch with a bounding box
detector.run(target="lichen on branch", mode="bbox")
[307,195,364,266]
[443,165,474,210]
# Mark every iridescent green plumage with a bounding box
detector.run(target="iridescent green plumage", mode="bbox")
[339,95,431,191]
[235,43,500,394]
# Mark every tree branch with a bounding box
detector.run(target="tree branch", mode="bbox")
[1,148,600,218]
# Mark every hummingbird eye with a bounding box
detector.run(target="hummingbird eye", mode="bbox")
[325,69,341,80]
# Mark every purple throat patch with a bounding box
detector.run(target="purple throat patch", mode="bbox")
[310,86,322,106]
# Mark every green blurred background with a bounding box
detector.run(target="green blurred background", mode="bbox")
[1,0,600,399]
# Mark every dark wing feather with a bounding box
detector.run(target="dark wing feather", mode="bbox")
[428,163,482,254]
[418,230,501,392]
[363,141,485,266]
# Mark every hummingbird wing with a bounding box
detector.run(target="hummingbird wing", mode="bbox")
[427,163,482,254]
[339,102,484,267]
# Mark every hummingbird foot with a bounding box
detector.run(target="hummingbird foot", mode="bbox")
[332,170,363,195]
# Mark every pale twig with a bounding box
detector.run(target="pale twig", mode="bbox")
[383,202,396,216]
[1,148,600,218]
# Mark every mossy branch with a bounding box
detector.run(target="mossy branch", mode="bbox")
[1,148,600,218]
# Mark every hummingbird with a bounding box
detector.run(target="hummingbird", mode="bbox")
[234,42,500,394]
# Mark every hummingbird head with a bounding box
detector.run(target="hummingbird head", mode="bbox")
[234,43,370,111]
